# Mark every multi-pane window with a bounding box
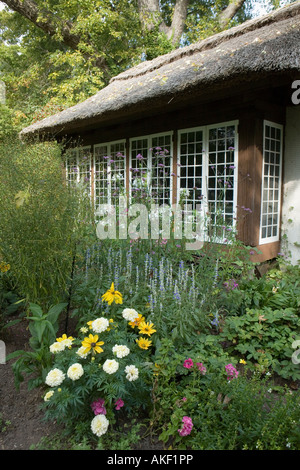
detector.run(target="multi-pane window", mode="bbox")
[178,122,238,238]
[207,123,237,230]
[94,140,126,210]
[178,129,203,209]
[260,121,283,243]
[130,133,172,205]
[65,146,91,194]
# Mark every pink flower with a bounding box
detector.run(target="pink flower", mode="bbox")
[115,398,124,410]
[225,363,239,381]
[91,398,106,415]
[178,416,193,437]
[196,362,207,375]
[183,358,194,369]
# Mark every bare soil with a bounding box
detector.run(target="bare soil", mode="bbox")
[0,316,62,450]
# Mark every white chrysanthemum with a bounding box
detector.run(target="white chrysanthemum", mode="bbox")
[49,341,65,354]
[60,338,73,349]
[103,359,119,374]
[91,317,110,334]
[76,345,90,359]
[91,414,109,437]
[67,363,84,381]
[125,365,139,382]
[112,344,130,358]
[122,308,139,322]
[44,390,54,402]
[45,368,65,387]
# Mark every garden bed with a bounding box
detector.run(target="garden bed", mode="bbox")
[0,314,166,450]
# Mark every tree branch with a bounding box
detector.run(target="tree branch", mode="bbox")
[138,0,189,46]
[1,0,109,74]
[167,0,190,45]
[218,0,247,29]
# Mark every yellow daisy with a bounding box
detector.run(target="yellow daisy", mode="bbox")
[101,282,123,305]
[136,337,152,350]
[138,321,156,336]
[129,313,145,329]
[56,333,74,343]
[82,334,104,354]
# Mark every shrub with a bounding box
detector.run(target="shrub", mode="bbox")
[153,345,300,450]
[41,287,156,444]
[0,137,94,309]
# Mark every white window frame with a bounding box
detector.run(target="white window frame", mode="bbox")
[129,132,173,205]
[259,120,283,245]
[93,139,126,209]
[177,121,239,238]
[65,145,92,194]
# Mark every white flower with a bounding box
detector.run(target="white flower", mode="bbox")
[125,365,139,382]
[103,359,119,374]
[60,338,73,349]
[45,368,65,387]
[67,363,84,381]
[44,390,54,402]
[91,414,109,437]
[91,317,109,334]
[76,345,90,359]
[112,344,130,358]
[80,326,89,334]
[122,308,139,322]
[49,341,65,354]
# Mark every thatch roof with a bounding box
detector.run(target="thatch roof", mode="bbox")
[21,1,300,139]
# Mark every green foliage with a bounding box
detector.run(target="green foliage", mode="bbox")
[220,307,300,380]
[152,345,300,450]
[0,137,94,309]
[7,302,67,390]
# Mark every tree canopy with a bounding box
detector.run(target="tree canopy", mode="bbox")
[0,0,296,130]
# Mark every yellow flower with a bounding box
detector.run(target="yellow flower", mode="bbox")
[56,334,74,343]
[81,334,104,355]
[138,321,156,337]
[129,313,145,329]
[153,363,160,376]
[101,283,123,306]
[136,337,152,350]
[0,262,10,273]
[239,359,247,365]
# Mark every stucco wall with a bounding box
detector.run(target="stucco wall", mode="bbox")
[282,107,300,264]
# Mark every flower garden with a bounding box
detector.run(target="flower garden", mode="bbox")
[0,139,300,451]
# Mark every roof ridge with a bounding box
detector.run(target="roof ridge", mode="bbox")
[110,0,300,84]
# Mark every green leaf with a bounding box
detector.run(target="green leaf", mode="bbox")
[28,302,44,318]
[47,302,68,325]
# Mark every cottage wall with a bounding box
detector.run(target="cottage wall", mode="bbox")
[282,106,300,264]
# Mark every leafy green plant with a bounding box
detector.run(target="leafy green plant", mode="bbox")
[152,344,300,450]
[0,137,95,310]
[220,306,300,380]
[7,302,67,390]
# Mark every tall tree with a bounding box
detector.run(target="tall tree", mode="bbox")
[0,0,295,125]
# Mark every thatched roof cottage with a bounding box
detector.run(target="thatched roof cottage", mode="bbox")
[21,1,300,264]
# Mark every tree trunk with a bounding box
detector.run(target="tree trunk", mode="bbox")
[218,0,247,29]
[165,0,190,45]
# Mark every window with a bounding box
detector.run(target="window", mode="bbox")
[130,133,173,205]
[66,146,91,195]
[178,122,238,238]
[260,121,283,244]
[94,140,126,210]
